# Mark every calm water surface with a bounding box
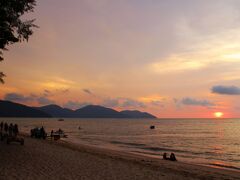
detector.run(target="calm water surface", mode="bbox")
[1,118,240,171]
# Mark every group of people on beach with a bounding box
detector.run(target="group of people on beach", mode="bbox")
[0,122,19,137]
[30,126,47,139]
[163,152,177,161]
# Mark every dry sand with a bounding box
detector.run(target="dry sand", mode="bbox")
[0,136,239,180]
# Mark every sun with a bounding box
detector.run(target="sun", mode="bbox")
[214,112,224,118]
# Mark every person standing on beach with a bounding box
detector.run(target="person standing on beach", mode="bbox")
[9,123,13,137]
[40,126,46,139]
[13,124,19,137]
[51,130,53,137]
[0,122,3,131]
[4,123,8,134]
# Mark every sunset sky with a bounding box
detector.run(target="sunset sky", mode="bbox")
[1,0,240,118]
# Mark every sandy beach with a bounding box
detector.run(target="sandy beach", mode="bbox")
[0,135,239,180]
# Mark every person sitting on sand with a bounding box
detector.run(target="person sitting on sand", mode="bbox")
[170,153,177,161]
[163,153,168,160]
[163,153,171,160]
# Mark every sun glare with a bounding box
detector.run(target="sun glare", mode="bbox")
[214,112,224,118]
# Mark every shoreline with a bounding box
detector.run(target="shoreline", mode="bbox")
[61,138,240,173]
[1,134,239,179]
[59,138,240,173]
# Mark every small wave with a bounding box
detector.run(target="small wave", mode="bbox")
[140,147,226,157]
[110,141,203,155]
[233,143,240,146]
[131,150,160,156]
[208,163,240,171]
[204,151,217,155]
[110,141,146,147]
[139,146,190,154]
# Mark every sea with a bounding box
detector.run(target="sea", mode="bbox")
[1,118,240,171]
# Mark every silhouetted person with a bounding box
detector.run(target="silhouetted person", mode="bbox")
[13,124,19,137]
[163,153,167,160]
[4,123,8,134]
[40,126,46,139]
[9,123,13,137]
[0,122,3,131]
[51,130,53,138]
[58,128,63,133]
[170,153,177,161]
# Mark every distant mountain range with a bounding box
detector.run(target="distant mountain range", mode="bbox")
[0,100,51,117]
[0,100,157,118]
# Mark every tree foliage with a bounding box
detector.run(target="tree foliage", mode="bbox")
[0,0,37,83]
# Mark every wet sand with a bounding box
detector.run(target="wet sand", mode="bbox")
[0,136,239,180]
